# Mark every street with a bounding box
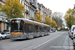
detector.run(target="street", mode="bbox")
[0,32,70,50]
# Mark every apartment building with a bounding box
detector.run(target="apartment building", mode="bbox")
[0,0,8,32]
[20,0,30,19]
[37,3,43,22]
[43,7,52,22]
[20,0,37,20]
[37,3,52,22]
[29,0,37,20]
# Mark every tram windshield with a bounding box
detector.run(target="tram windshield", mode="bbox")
[11,20,24,32]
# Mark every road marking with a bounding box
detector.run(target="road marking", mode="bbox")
[32,33,63,50]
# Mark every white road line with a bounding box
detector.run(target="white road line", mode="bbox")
[32,33,63,50]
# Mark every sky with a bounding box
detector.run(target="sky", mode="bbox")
[38,0,75,15]
[38,0,75,27]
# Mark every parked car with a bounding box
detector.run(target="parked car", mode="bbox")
[50,30,53,33]
[70,25,75,39]
[3,30,9,32]
[0,32,6,39]
[5,32,10,38]
[73,29,75,46]
[68,29,71,37]
[0,35,2,40]
[3,30,10,38]
[0,32,10,39]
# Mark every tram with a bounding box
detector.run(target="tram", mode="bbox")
[10,18,50,40]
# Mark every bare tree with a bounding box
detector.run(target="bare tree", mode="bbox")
[52,12,63,28]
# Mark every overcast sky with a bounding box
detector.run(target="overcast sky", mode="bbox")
[38,0,75,16]
[38,0,75,26]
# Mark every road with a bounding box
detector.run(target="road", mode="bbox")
[0,31,69,50]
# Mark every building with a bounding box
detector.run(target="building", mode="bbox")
[37,3,52,22]
[37,3,43,21]
[43,7,52,22]
[0,0,8,32]
[20,0,37,20]
[20,0,30,19]
[29,0,37,20]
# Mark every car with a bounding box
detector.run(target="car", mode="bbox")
[0,35,2,40]
[70,25,75,39]
[5,32,10,39]
[0,32,10,39]
[3,30,10,38]
[68,29,73,39]
[3,30,9,32]
[73,29,75,46]
[68,29,71,37]
[0,32,6,39]
[50,30,53,33]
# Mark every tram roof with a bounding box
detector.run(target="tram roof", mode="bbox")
[11,18,49,27]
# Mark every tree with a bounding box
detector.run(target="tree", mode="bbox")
[52,12,63,27]
[34,12,42,22]
[45,16,51,25]
[64,8,73,28]
[51,20,57,28]
[0,5,2,12]
[1,0,24,19]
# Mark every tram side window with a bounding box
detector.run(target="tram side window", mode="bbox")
[29,24,33,33]
[38,26,40,32]
[44,27,46,32]
[47,27,49,32]
[40,26,43,32]
[34,25,38,32]
[20,20,24,31]
[24,24,29,33]
[39,26,41,32]
[42,27,44,32]
[48,27,50,32]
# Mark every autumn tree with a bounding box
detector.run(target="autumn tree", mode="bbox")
[1,0,24,19]
[52,12,63,27]
[51,20,57,28]
[45,16,51,25]
[34,12,42,22]
[0,5,1,12]
[64,8,73,28]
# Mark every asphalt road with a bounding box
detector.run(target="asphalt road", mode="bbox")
[0,31,69,50]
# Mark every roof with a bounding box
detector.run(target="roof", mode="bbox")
[11,18,49,27]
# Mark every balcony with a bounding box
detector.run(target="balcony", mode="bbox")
[30,2,36,9]
[25,10,29,14]
[0,0,5,3]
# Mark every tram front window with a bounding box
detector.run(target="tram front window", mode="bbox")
[11,20,24,32]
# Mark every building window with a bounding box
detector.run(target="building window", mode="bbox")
[33,0,35,2]
[19,0,21,3]
[2,12,4,16]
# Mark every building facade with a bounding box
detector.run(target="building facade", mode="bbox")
[43,6,52,22]
[37,3,43,22]
[37,3,52,22]
[0,0,8,32]
[0,0,52,32]
[20,0,37,20]
[29,0,37,20]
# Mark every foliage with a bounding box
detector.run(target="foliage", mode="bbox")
[0,5,2,12]
[52,12,63,27]
[45,16,51,25]
[51,20,57,28]
[34,12,42,22]
[1,0,24,19]
[64,8,73,28]
[2,18,6,23]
